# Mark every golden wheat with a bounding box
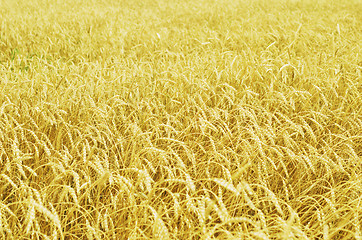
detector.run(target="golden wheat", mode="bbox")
[0,0,361,239]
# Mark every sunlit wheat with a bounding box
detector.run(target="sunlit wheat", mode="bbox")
[0,0,360,238]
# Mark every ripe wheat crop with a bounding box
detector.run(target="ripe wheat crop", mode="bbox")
[0,0,361,239]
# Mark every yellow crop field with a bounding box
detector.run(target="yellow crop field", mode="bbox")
[0,0,361,239]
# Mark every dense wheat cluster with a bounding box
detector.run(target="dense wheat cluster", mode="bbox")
[0,0,361,239]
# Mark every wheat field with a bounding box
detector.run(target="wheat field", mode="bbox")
[0,0,361,239]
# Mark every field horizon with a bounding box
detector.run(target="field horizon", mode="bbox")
[0,0,361,239]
